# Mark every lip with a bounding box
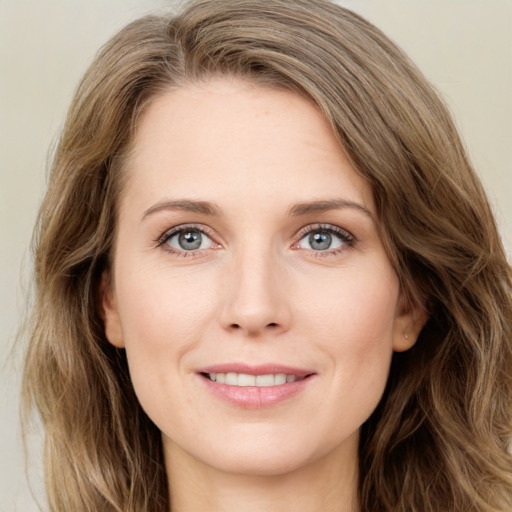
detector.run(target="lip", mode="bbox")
[196,363,314,378]
[196,363,316,409]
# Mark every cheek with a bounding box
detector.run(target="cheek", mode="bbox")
[301,266,399,415]
[117,260,218,340]
[300,262,399,347]
[113,263,218,398]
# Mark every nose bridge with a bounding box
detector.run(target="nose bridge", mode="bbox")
[220,235,290,336]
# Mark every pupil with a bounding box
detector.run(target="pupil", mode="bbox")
[178,230,202,250]
[309,231,331,250]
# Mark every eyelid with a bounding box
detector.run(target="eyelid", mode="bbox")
[291,223,355,254]
[156,223,221,255]
[155,222,355,257]
[294,223,353,240]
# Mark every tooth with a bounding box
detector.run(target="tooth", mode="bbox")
[256,374,275,387]
[209,372,301,386]
[237,373,256,386]
[274,373,286,385]
[225,372,238,385]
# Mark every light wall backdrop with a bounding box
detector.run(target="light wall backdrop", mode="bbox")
[1,1,510,510]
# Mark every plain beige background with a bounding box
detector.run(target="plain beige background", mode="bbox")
[1,1,510,510]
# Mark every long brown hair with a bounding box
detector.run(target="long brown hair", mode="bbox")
[23,1,512,510]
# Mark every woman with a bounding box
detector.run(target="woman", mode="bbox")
[22,0,512,511]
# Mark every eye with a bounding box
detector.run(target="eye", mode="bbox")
[294,225,354,253]
[159,226,216,253]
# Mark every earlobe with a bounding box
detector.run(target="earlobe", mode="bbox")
[99,271,125,348]
[392,298,429,352]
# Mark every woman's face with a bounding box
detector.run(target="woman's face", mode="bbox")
[103,78,422,476]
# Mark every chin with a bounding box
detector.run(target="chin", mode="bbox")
[212,449,314,477]
[176,427,357,478]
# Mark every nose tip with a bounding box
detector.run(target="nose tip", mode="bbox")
[219,257,291,337]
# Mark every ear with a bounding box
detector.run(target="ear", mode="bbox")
[99,271,125,348]
[392,294,428,352]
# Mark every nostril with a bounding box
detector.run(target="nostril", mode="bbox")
[227,321,280,333]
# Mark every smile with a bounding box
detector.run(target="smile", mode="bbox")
[204,372,303,386]
[197,364,316,408]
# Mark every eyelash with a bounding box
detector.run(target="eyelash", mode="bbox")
[293,223,355,257]
[156,224,218,258]
[156,223,356,258]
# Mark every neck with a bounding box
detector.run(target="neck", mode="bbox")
[164,433,360,512]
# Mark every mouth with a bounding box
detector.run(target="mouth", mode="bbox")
[196,364,316,408]
[200,372,311,387]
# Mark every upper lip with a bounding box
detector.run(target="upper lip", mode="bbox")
[196,363,315,378]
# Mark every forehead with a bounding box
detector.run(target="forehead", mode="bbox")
[121,78,373,216]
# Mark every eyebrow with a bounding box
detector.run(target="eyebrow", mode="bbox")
[142,199,222,220]
[141,197,373,221]
[288,199,373,219]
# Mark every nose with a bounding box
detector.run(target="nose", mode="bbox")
[219,246,291,337]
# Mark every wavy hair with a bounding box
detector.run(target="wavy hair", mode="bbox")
[23,0,512,510]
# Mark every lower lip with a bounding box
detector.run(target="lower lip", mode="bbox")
[199,375,313,409]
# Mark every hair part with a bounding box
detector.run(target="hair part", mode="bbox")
[23,1,512,511]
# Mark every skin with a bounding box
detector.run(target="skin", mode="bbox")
[102,78,426,512]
